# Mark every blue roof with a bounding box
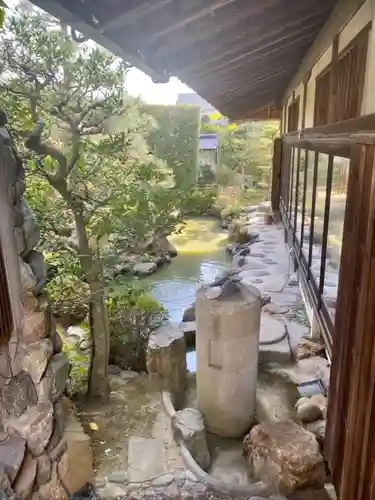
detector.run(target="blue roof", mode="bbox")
[199,133,217,150]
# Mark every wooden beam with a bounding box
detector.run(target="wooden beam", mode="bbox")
[159,5,332,75]
[192,21,322,78]
[148,0,239,41]
[101,0,172,32]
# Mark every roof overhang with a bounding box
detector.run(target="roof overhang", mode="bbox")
[29,0,338,120]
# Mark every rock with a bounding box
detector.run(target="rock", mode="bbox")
[20,199,40,257]
[79,339,92,351]
[47,402,66,453]
[36,455,51,486]
[24,251,45,283]
[36,377,53,403]
[295,397,311,410]
[47,353,70,402]
[0,436,26,482]
[22,292,39,313]
[257,202,271,213]
[50,331,63,354]
[21,339,53,385]
[134,261,157,277]
[19,260,37,292]
[108,365,122,375]
[182,304,195,323]
[106,471,128,484]
[147,323,186,409]
[23,312,46,343]
[14,226,26,255]
[8,402,54,457]
[2,371,37,417]
[0,465,12,496]
[228,219,251,244]
[13,452,37,500]
[57,431,94,495]
[306,420,326,446]
[13,178,26,200]
[310,394,328,419]
[243,421,325,494]
[66,326,87,341]
[297,402,322,423]
[263,303,289,315]
[172,408,210,471]
[297,337,326,360]
[119,370,139,380]
[48,438,67,463]
[38,465,67,500]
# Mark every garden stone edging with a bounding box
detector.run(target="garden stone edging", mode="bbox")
[161,391,271,498]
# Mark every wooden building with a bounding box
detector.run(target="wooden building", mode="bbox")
[21,0,375,497]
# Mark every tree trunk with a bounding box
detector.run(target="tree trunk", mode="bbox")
[73,206,109,401]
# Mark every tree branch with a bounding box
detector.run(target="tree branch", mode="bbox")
[26,120,69,184]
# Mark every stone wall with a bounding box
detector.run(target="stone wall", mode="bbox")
[0,125,92,499]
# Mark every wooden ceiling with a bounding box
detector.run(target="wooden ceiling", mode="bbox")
[31,0,338,120]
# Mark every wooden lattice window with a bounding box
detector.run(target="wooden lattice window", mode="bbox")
[0,239,13,345]
[287,97,300,132]
[332,26,369,122]
[314,68,331,126]
[314,25,370,126]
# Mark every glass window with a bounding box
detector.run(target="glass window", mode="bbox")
[310,153,329,285]
[296,150,307,244]
[323,156,350,320]
[302,151,316,261]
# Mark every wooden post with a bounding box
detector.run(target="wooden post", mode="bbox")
[271,138,282,212]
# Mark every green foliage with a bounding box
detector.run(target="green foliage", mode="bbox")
[145,104,200,188]
[218,121,279,185]
[62,336,91,397]
[182,187,218,216]
[107,281,168,372]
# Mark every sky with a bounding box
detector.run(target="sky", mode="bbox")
[125,69,193,105]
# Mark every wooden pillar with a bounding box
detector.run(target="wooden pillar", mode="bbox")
[271,138,282,212]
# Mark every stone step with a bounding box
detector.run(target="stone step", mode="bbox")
[259,315,292,364]
[256,369,299,423]
[127,436,167,483]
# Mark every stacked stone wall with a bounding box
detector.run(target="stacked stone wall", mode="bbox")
[0,125,92,500]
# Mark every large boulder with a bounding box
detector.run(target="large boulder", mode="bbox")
[172,408,210,471]
[243,421,325,494]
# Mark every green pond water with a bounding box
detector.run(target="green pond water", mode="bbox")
[144,218,231,371]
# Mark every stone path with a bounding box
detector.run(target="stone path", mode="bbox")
[230,210,311,364]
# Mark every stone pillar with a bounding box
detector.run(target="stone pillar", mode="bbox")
[0,124,92,500]
[147,323,186,409]
[195,284,261,438]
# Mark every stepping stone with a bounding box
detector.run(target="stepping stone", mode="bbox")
[127,437,166,482]
[259,316,291,364]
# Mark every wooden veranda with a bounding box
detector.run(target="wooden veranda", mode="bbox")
[271,115,375,500]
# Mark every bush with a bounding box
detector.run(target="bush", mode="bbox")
[107,281,168,372]
[182,187,218,216]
